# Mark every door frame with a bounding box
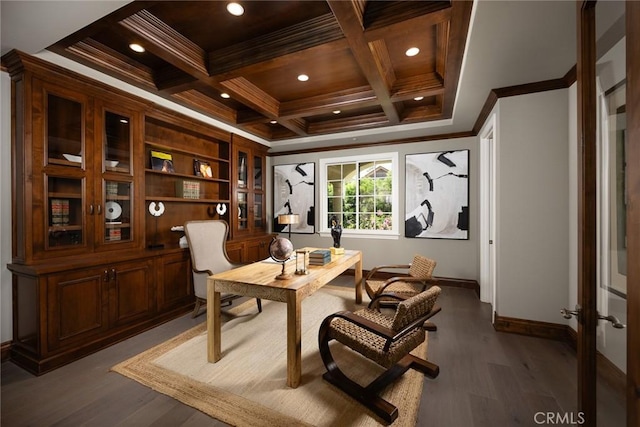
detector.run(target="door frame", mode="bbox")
[624,3,640,425]
[479,114,497,315]
[577,2,639,426]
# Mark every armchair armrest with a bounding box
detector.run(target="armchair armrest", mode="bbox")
[365,264,411,281]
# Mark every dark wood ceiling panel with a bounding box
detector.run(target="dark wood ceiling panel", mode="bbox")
[147,1,332,51]
[245,45,367,101]
[46,0,473,144]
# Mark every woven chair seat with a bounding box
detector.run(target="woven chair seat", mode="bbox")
[329,309,425,369]
[365,280,425,299]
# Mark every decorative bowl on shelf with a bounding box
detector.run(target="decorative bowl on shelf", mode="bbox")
[105,160,119,168]
[62,154,82,163]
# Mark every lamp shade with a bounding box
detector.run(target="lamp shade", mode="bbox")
[278,214,300,225]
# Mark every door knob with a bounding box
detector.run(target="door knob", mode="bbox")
[597,313,626,329]
[561,306,626,329]
[561,305,581,320]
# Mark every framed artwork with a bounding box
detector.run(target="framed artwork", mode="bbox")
[405,150,469,239]
[273,163,315,234]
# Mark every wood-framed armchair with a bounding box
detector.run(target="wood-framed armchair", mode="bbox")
[184,220,262,318]
[318,286,441,424]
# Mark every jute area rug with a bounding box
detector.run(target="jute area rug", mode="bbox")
[112,285,428,426]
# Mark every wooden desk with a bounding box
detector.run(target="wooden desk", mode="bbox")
[207,248,362,388]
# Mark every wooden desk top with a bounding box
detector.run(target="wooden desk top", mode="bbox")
[209,247,362,301]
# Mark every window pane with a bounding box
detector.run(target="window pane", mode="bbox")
[359,162,374,178]
[343,196,356,213]
[327,196,340,212]
[359,177,374,195]
[342,163,356,179]
[377,177,392,195]
[375,196,392,212]
[360,213,374,230]
[343,213,356,229]
[329,180,342,197]
[375,213,393,230]
[359,196,374,212]
[327,165,342,180]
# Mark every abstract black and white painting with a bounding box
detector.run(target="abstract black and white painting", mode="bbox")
[273,163,315,234]
[405,150,469,239]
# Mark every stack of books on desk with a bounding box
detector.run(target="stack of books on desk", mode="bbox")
[309,249,331,265]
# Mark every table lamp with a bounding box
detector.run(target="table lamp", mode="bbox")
[278,213,299,240]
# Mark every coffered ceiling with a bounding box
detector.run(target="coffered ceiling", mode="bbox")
[2,1,578,151]
[43,1,473,146]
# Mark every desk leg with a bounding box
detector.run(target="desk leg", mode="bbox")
[354,254,363,304]
[286,292,302,388]
[207,279,222,363]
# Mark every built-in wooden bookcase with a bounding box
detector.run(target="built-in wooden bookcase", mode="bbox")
[2,51,279,375]
[143,110,232,249]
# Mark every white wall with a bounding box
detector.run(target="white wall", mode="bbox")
[1,71,12,342]
[269,137,479,280]
[496,89,571,323]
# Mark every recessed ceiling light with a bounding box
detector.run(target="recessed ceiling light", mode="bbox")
[333,110,341,114]
[129,43,145,53]
[297,74,309,82]
[414,96,424,101]
[405,47,420,57]
[119,118,129,124]
[220,93,230,99]
[270,120,277,124]
[227,2,244,16]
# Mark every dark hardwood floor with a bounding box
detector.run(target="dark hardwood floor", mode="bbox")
[1,278,625,426]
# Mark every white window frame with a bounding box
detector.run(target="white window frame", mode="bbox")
[319,152,399,239]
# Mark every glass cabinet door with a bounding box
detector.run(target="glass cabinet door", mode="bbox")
[253,155,262,190]
[237,192,248,230]
[103,111,132,174]
[47,176,84,248]
[47,93,84,167]
[103,180,132,244]
[254,193,263,229]
[238,150,248,188]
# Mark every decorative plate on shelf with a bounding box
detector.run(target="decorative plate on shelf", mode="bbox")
[62,154,82,163]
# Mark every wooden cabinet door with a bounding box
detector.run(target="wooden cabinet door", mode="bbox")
[245,238,263,262]
[93,101,144,252]
[32,79,96,259]
[46,268,109,352]
[231,137,267,238]
[156,251,193,312]
[226,241,244,263]
[245,235,272,262]
[108,259,155,327]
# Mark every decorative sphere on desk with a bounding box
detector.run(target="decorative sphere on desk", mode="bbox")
[269,237,294,262]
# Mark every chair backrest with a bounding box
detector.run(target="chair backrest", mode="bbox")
[184,220,234,274]
[408,254,436,280]
[184,220,235,298]
[390,286,441,331]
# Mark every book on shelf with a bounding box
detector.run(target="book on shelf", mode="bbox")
[176,180,200,199]
[150,150,175,172]
[194,159,212,178]
[50,198,70,226]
